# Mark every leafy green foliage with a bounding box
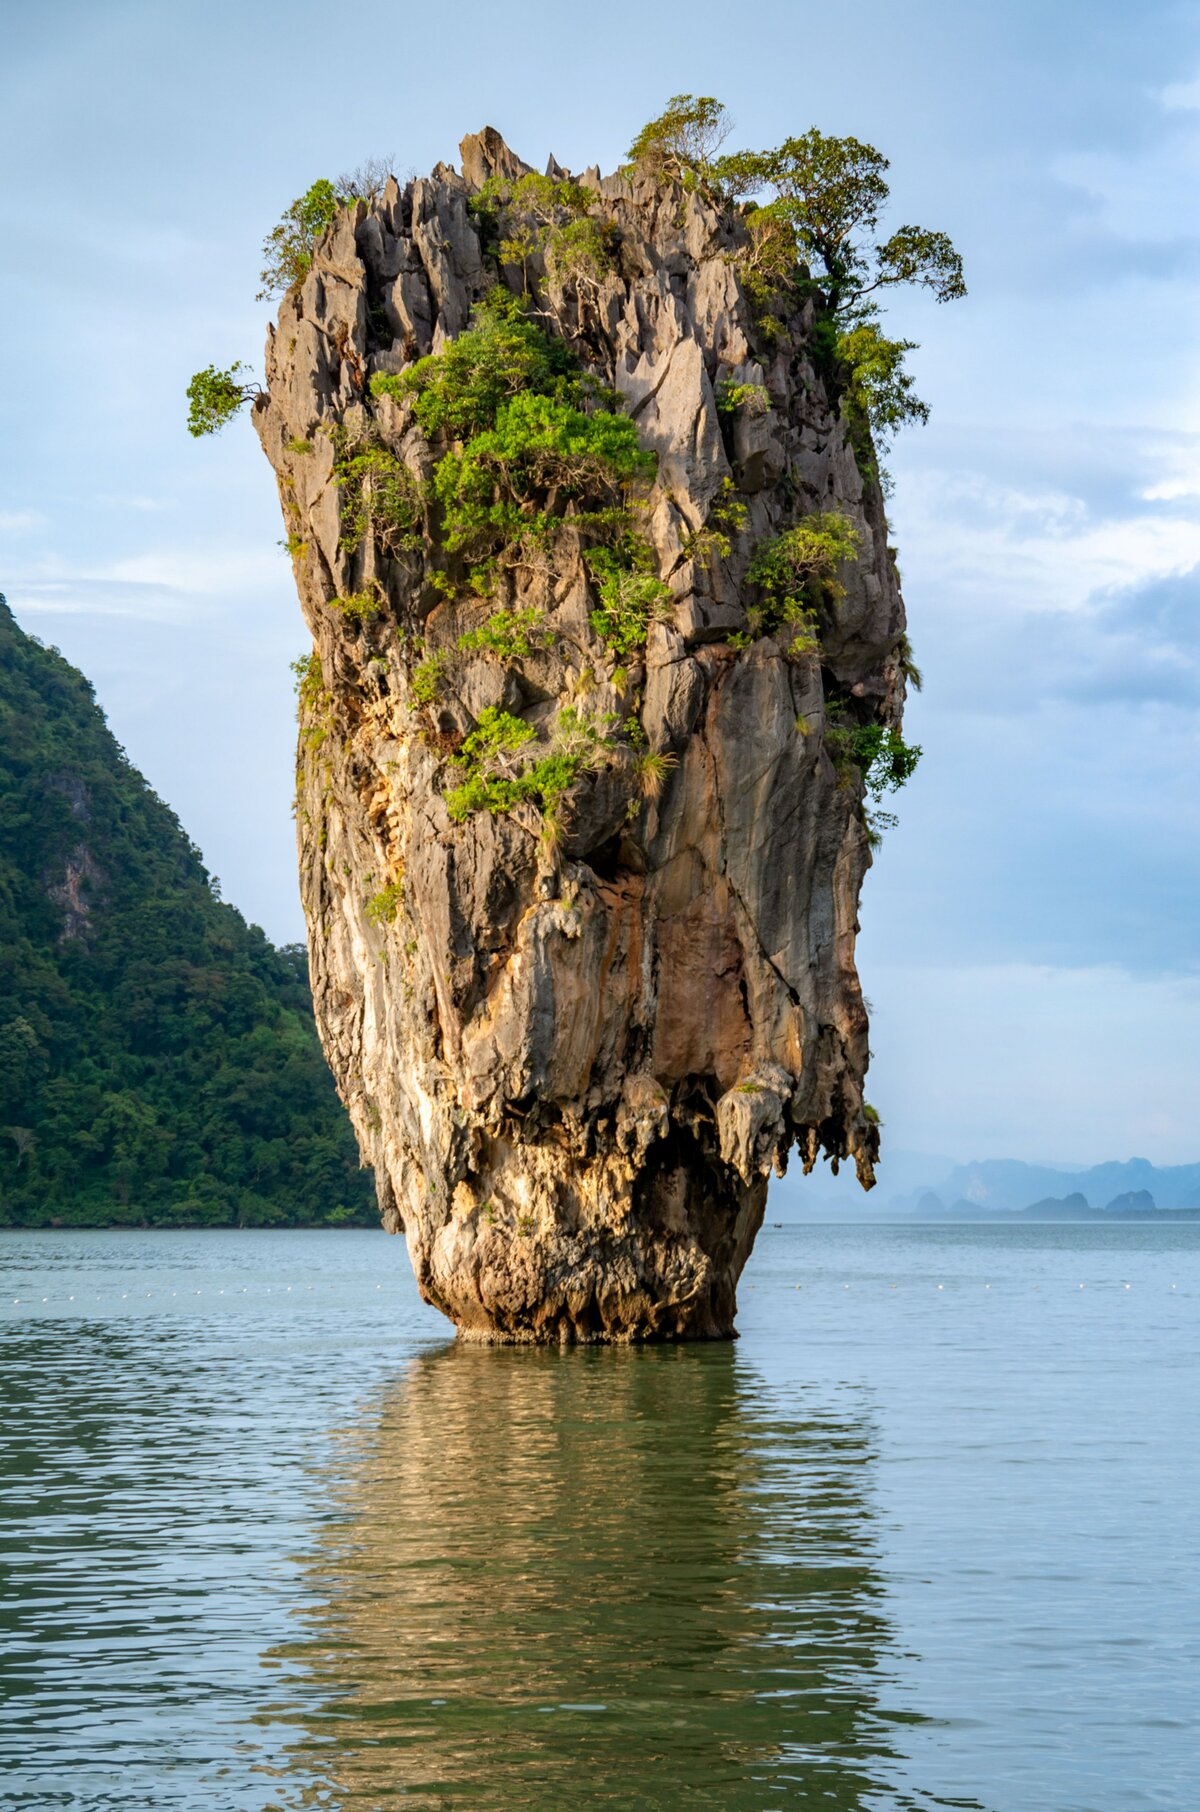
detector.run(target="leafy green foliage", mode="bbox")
[457,607,552,660]
[185,363,260,437]
[736,207,801,334]
[434,389,654,562]
[0,600,374,1228]
[443,705,605,823]
[444,707,535,819]
[715,379,770,416]
[290,650,325,709]
[836,317,929,483]
[332,437,425,556]
[332,586,384,622]
[625,94,734,187]
[544,214,613,292]
[291,651,332,760]
[471,174,613,295]
[713,129,965,315]
[370,289,579,436]
[258,178,340,299]
[364,881,404,927]
[623,98,964,457]
[744,511,859,653]
[585,542,674,654]
[455,706,537,763]
[682,478,748,564]
[373,294,651,569]
[628,97,964,317]
[376,297,665,673]
[411,650,448,705]
[826,720,922,800]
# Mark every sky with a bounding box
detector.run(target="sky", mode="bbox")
[1,0,1198,1168]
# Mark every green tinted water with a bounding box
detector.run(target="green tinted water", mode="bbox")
[2,1224,1197,1808]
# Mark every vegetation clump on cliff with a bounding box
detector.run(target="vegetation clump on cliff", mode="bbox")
[367,291,667,825]
[627,94,962,476]
[189,99,951,841]
[744,514,862,656]
[370,290,655,577]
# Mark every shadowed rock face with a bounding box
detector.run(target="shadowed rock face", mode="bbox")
[255,130,908,1342]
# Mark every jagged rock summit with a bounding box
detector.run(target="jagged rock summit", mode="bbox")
[255,128,911,1340]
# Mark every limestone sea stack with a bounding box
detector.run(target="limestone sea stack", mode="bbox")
[254,129,910,1341]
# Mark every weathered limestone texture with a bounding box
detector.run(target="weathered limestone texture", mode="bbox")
[255,130,910,1341]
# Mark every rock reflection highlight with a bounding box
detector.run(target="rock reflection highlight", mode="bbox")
[262,1345,959,1809]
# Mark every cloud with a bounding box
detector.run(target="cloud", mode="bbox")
[96,494,176,513]
[0,509,47,534]
[1160,74,1200,111]
[106,546,288,595]
[5,544,290,621]
[7,577,193,622]
[1053,72,1200,247]
[1060,572,1200,704]
[1140,435,1200,500]
[898,466,1200,619]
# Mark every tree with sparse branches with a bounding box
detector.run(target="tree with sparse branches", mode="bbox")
[336,155,395,200]
[625,94,734,187]
[5,1126,35,1167]
[715,128,965,314]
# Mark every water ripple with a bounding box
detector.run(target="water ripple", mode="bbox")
[2,1224,1198,1809]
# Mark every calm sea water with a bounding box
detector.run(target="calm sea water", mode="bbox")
[1,1222,1197,1811]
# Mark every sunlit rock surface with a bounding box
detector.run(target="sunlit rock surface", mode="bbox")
[255,130,909,1340]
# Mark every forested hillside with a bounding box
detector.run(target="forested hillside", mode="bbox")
[0,596,375,1226]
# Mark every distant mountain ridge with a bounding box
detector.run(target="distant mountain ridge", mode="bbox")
[0,596,374,1227]
[900,1156,1200,1215]
[770,1150,1200,1218]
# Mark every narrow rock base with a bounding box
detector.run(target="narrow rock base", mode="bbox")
[392,1159,769,1344]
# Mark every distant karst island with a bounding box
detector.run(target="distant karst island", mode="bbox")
[771,1152,1200,1219]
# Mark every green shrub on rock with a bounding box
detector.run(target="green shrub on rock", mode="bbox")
[625,95,734,189]
[742,512,859,654]
[443,706,607,824]
[457,608,553,660]
[715,379,770,417]
[372,293,655,574]
[258,178,340,300]
[185,363,261,437]
[434,390,654,564]
[333,438,425,556]
[826,720,921,799]
[585,543,674,655]
[332,586,385,622]
[624,96,965,470]
[370,290,580,436]
[469,174,614,298]
[365,881,405,927]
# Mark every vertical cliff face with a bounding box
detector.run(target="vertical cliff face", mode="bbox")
[254,130,909,1341]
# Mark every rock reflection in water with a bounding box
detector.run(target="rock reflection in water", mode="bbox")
[262,1345,948,1810]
